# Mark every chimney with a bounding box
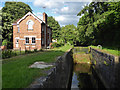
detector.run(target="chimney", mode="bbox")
[43,12,47,24]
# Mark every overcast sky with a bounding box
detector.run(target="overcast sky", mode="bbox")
[0,0,91,26]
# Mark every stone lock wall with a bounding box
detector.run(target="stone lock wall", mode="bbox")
[90,48,120,88]
[28,49,73,89]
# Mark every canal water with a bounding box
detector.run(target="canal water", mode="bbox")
[70,63,106,89]
[71,63,93,89]
[70,47,105,89]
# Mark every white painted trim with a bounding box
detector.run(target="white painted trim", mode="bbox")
[25,46,29,47]
[24,36,36,38]
[26,20,34,25]
[36,38,41,40]
[15,37,20,39]
[17,12,42,25]
[20,38,25,40]
[17,25,19,27]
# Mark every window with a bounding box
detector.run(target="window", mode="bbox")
[16,39,18,42]
[42,28,44,31]
[27,20,34,30]
[26,37,29,44]
[18,27,20,33]
[32,37,36,43]
[42,39,44,45]
[16,39,19,43]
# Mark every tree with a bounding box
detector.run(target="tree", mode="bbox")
[2,2,32,48]
[76,2,120,47]
[47,16,61,40]
[60,24,76,45]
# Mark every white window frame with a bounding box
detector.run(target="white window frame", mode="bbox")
[26,20,34,30]
[32,37,36,44]
[25,37,29,44]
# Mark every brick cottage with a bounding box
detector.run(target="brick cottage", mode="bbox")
[13,12,52,50]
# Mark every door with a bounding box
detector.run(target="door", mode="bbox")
[16,39,19,48]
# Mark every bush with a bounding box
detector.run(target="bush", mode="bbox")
[25,50,34,54]
[2,39,8,46]
[34,49,38,52]
[2,49,17,59]
[39,49,43,52]
[2,39,13,49]
[51,41,64,48]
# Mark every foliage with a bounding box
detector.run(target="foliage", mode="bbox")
[2,2,32,48]
[25,50,34,54]
[76,2,120,47]
[47,16,61,40]
[60,24,77,45]
[2,49,17,59]
[34,49,38,52]
[2,39,8,46]
[51,41,64,48]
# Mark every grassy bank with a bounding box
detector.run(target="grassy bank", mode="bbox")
[90,46,120,56]
[2,45,72,88]
[73,47,90,64]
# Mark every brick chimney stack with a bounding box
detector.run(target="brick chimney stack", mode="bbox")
[43,12,47,24]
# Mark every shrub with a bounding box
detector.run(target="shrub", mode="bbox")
[2,39,8,46]
[51,41,64,48]
[34,49,38,52]
[2,49,17,59]
[39,49,43,52]
[25,50,33,54]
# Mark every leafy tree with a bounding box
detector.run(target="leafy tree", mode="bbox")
[2,2,32,48]
[60,24,76,45]
[47,16,61,40]
[76,2,120,47]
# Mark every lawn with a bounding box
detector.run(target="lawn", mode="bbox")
[90,46,120,56]
[2,45,72,88]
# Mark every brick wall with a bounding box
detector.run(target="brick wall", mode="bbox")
[13,15,42,50]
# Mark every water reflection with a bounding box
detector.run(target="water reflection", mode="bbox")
[71,63,93,89]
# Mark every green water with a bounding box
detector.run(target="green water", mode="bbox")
[71,63,93,89]
[71,63,105,89]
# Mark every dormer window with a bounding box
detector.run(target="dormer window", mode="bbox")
[26,20,34,30]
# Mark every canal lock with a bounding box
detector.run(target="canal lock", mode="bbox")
[70,47,105,89]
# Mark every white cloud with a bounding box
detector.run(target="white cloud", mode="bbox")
[36,12,42,15]
[54,15,81,26]
[61,7,69,12]
[0,7,2,10]
[33,0,64,9]
[33,0,90,26]
[33,12,43,20]
[55,16,65,22]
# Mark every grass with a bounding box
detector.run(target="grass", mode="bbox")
[2,45,72,88]
[73,53,90,64]
[52,44,73,52]
[73,47,90,64]
[90,45,120,56]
